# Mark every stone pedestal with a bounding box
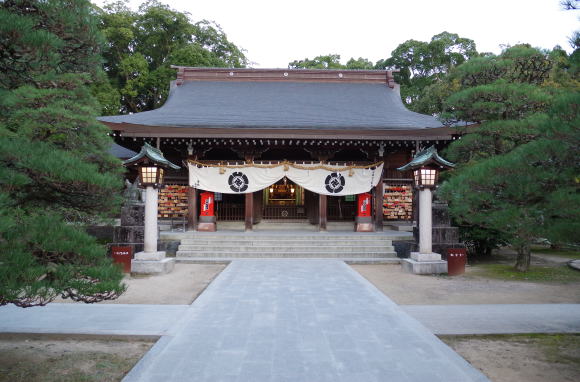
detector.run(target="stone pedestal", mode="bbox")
[355,216,374,232]
[402,251,447,274]
[131,251,175,275]
[130,186,175,275]
[402,188,447,274]
[111,203,145,260]
[198,216,216,232]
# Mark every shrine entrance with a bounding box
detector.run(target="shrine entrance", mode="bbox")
[262,178,306,220]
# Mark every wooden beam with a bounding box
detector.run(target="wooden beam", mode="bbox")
[245,192,253,231]
[319,194,327,232]
[187,187,198,231]
[374,175,384,232]
[244,153,254,231]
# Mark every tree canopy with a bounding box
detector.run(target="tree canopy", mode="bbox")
[287,32,479,115]
[377,32,479,113]
[0,0,126,307]
[95,0,248,114]
[439,45,579,271]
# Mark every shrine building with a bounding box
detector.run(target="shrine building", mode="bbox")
[99,67,462,232]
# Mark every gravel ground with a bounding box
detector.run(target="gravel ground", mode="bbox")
[56,264,226,305]
[352,263,580,305]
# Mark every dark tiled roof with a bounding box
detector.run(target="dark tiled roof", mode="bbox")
[98,81,444,130]
[109,143,137,159]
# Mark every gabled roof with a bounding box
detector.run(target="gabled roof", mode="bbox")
[397,146,455,171]
[98,68,445,132]
[123,143,180,170]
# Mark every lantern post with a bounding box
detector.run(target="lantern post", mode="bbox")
[123,143,180,274]
[397,146,454,274]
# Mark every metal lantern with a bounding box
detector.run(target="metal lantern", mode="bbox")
[397,146,454,188]
[123,143,180,188]
[413,166,439,188]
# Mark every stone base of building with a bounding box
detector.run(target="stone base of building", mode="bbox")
[355,223,374,232]
[197,222,216,232]
[402,252,447,274]
[131,252,175,275]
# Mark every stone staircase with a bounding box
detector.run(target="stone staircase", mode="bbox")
[174,232,399,262]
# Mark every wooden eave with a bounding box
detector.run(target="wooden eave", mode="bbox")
[102,122,460,141]
[172,66,398,87]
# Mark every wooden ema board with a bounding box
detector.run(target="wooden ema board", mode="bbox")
[158,185,188,218]
[383,184,412,220]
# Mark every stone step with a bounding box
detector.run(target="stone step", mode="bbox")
[175,251,397,258]
[177,244,395,253]
[175,257,401,264]
[178,239,393,246]
[178,236,394,244]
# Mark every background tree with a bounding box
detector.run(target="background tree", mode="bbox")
[376,32,478,113]
[439,45,579,271]
[96,0,248,114]
[288,54,345,69]
[0,0,125,306]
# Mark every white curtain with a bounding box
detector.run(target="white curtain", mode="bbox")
[188,162,383,196]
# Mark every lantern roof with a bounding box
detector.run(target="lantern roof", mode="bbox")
[397,145,455,172]
[123,143,180,170]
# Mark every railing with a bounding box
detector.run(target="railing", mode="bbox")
[263,205,306,220]
[216,202,244,221]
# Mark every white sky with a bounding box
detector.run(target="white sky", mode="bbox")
[94,0,579,68]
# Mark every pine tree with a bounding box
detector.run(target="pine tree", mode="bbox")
[0,0,125,307]
[439,46,579,271]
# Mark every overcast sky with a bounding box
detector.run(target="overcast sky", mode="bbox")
[95,0,579,68]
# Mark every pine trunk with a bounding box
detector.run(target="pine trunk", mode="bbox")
[514,245,531,272]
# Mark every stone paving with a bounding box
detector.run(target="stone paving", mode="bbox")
[0,304,188,336]
[3,260,579,381]
[123,260,488,382]
[2,301,578,337]
[402,304,580,335]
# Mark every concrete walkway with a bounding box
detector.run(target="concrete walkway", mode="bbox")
[123,260,487,381]
[402,304,580,335]
[2,260,579,381]
[2,302,578,337]
[0,304,188,337]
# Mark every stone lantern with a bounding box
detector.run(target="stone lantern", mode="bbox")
[124,143,180,274]
[398,146,455,274]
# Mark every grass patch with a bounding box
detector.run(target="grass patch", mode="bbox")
[531,247,580,259]
[472,263,580,283]
[441,333,580,366]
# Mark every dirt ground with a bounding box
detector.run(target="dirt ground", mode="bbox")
[56,263,225,305]
[351,263,580,305]
[441,334,580,382]
[0,335,155,382]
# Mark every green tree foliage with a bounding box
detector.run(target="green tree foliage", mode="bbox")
[288,54,375,70]
[345,57,375,70]
[288,32,478,115]
[0,0,126,307]
[377,32,478,112]
[288,54,344,69]
[97,0,248,114]
[439,46,580,271]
